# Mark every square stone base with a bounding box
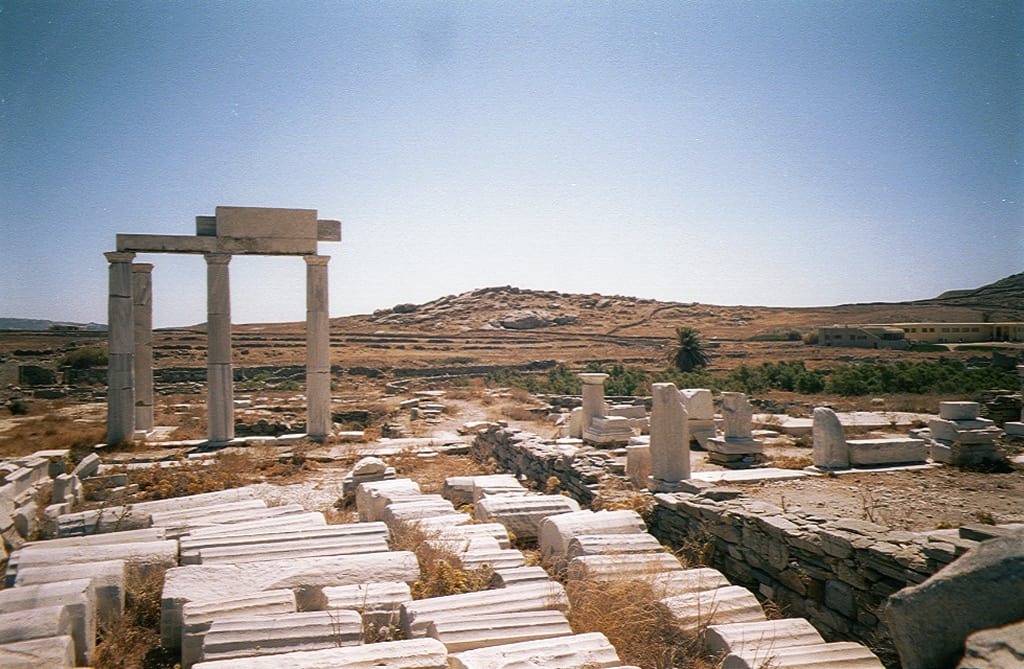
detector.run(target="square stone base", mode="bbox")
[930,440,1002,466]
[583,416,635,447]
[1004,422,1024,437]
[705,437,764,455]
[707,451,767,469]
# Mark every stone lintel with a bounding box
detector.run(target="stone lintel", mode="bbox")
[117,234,216,254]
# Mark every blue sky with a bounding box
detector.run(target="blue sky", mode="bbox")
[2,1,1021,327]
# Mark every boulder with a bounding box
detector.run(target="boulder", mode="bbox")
[957,619,1024,669]
[884,533,1024,669]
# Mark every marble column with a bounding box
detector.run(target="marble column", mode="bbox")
[132,263,154,433]
[648,382,690,490]
[105,252,136,444]
[579,373,609,434]
[305,255,331,439]
[206,253,233,442]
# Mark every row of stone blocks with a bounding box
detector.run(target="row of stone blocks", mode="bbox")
[2,468,631,667]
[1,464,886,667]
[536,506,885,669]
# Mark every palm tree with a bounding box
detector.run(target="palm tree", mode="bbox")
[672,327,709,372]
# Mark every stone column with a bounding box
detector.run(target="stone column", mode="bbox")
[105,252,136,444]
[205,253,233,443]
[579,373,608,434]
[132,263,154,433]
[648,383,690,491]
[305,255,331,440]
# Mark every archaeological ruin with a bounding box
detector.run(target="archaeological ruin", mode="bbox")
[104,206,340,444]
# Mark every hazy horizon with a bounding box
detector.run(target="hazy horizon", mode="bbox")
[3,2,1021,328]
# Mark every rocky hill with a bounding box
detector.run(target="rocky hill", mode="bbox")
[922,271,1024,315]
[333,272,1024,340]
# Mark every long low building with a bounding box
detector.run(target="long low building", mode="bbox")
[819,322,1023,348]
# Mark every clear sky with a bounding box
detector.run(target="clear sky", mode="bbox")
[2,1,1021,328]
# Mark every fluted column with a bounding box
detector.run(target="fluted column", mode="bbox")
[105,251,136,444]
[579,373,609,434]
[206,253,233,442]
[305,255,331,439]
[132,263,154,432]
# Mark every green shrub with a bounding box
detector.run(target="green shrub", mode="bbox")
[749,329,802,342]
[8,399,29,415]
[60,346,108,369]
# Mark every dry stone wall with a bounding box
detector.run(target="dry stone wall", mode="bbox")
[471,426,979,666]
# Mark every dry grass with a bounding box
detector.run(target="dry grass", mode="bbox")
[387,452,494,495]
[566,576,721,669]
[770,454,814,470]
[388,520,495,599]
[0,412,106,460]
[82,448,315,508]
[590,479,657,525]
[92,567,177,669]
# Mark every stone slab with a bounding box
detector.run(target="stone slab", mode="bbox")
[400,582,569,639]
[660,585,766,632]
[200,610,361,663]
[0,580,94,666]
[428,609,573,653]
[448,632,622,669]
[649,568,734,597]
[939,401,981,421]
[0,635,76,669]
[191,637,449,669]
[323,581,411,627]
[567,553,684,582]
[846,437,928,466]
[720,641,884,668]
[537,509,647,563]
[691,468,809,484]
[475,495,581,541]
[162,551,419,647]
[15,559,125,623]
[181,590,297,667]
[706,617,824,658]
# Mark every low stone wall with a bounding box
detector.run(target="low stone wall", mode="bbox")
[470,425,977,666]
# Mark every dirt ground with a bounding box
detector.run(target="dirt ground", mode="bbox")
[6,390,1021,536]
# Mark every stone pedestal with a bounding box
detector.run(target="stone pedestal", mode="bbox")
[305,255,331,439]
[579,373,608,436]
[812,407,849,469]
[132,263,154,433]
[205,254,233,443]
[647,383,689,491]
[105,252,136,444]
[706,392,763,468]
[582,416,634,446]
[928,402,1003,465]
